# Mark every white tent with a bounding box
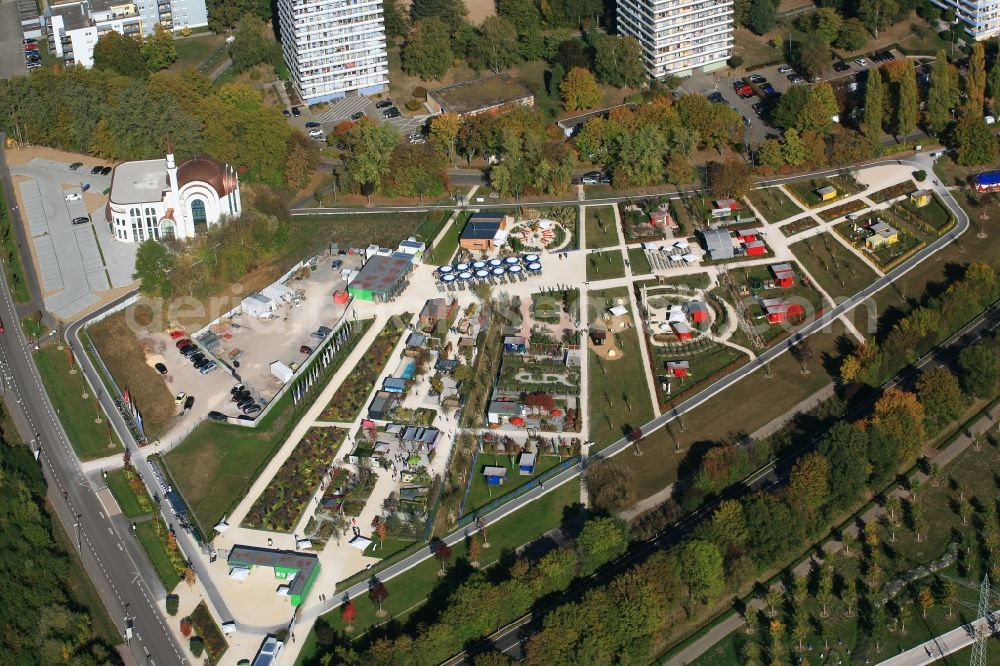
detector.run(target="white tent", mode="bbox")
[682,253,700,263]
[229,567,250,581]
[674,240,690,249]
[348,535,373,550]
[214,519,230,533]
[607,305,628,317]
[262,283,297,303]
[296,538,313,550]
[270,361,294,383]
[221,621,237,635]
[241,293,275,318]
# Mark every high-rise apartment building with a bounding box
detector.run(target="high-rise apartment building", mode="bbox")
[277,0,389,106]
[930,0,1000,39]
[617,0,734,78]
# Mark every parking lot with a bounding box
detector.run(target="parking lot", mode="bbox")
[0,0,31,79]
[310,96,429,136]
[11,157,134,319]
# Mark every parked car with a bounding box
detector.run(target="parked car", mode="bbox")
[855,58,869,67]
[581,172,601,185]
[65,193,81,201]
[300,345,313,355]
[175,392,187,407]
[305,121,321,128]
[243,405,261,416]
[833,61,851,72]
[184,395,195,411]
[777,64,794,74]
[282,109,290,117]
[308,128,324,140]
[788,74,805,84]
[291,106,301,117]
[760,83,777,96]
[175,339,192,349]
[100,166,112,176]
[707,91,724,103]
[90,165,103,174]
[350,111,365,120]
[71,216,89,225]
[748,74,766,84]
[207,411,228,421]
[200,362,218,374]
[331,259,343,269]
[231,383,245,394]
[68,162,83,171]
[237,414,255,421]
[873,51,895,62]
[375,100,393,109]
[155,362,168,375]
[384,108,401,119]
[408,133,423,141]
[751,103,764,116]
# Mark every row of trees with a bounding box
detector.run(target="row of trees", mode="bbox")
[0,414,124,664]
[0,67,317,190]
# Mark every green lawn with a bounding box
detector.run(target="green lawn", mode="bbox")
[785,176,864,209]
[584,206,621,249]
[296,479,581,665]
[165,320,372,533]
[425,212,469,265]
[0,187,31,303]
[105,469,151,519]
[588,287,656,449]
[135,520,182,591]
[413,210,451,244]
[363,536,418,560]
[627,247,652,275]
[586,250,626,281]
[898,192,954,230]
[170,33,228,73]
[790,234,880,302]
[463,453,562,516]
[35,345,121,461]
[285,213,429,265]
[745,187,802,223]
[650,343,748,408]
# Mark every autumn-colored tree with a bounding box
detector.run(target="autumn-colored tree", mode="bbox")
[434,541,453,574]
[376,521,387,549]
[342,600,357,631]
[786,451,830,513]
[179,617,192,637]
[429,112,460,161]
[871,389,926,465]
[917,367,964,431]
[708,499,748,548]
[371,583,389,617]
[967,41,987,116]
[184,566,196,587]
[945,579,958,618]
[560,67,602,111]
[918,587,935,618]
[707,157,754,198]
[166,531,178,553]
[468,536,482,566]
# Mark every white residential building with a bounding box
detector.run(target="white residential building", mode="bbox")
[276,0,389,105]
[617,0,734,78]
[930,0,1000,39]
[45,0,207,68]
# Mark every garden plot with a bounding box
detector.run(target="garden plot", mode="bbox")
[649,340,747,407]
[506,208,577,253]
[321,317,408,421]
[242,427,347,532]
[835,209,927,270]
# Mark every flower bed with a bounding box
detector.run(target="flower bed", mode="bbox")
[817,198,869,222]
[189,601,228,664]
[242,427,346,532]
[321,319,406,421]
[777,217,819,236]
[869,180,916,204]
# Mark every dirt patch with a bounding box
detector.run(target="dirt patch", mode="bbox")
[88,311,177,438]
[588,314,633,360]
[3,145,109,168]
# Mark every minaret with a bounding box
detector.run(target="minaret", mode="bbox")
[165,139,186,239]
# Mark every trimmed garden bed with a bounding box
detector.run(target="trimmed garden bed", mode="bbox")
[321,318,407,421]
[189,601,228,664]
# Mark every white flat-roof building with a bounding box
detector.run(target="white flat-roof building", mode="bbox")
[276,0,389,105]
[617,0,734,78]
[105,147,241,243]
[930,0,999,39]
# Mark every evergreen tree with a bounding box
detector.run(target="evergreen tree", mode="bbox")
[748,0,777,35]
[896,59,919,136]
[863,68,885,149]
[928,50,955,135]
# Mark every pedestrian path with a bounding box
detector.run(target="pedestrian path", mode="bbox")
[875,611,1000,666]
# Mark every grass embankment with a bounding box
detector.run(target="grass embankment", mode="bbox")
[165,320,373,534]
[284,213,429,263]
[425,212,470,265]
[790,234,880,302]
[745,187,802,223]
[105,469,153,519]
[463,453,562,515]
[0,187,31,303]
[135,519,183,590]
[587,287,655,449]
[584,206,620,249]
[170,32,228,73]
[35,345,120,460]
[296,479,581,664]
[626,247,652,274]
[88,312,175,439]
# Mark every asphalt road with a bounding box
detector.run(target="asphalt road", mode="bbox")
[0,0,27,80]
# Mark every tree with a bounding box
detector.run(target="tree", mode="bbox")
[555,39,590,71]
[897,601,911,634]
[864,68,886,148]
[560,67,602,111]
[143,25,177,72]
[592,35,646,88]
[468,16,520,74]
[758,139,785,172]
[748,0,777,35]
[433,541,453,573]
[410,0,467,32]
[917,367,964,431]
[744,492,803,564]
[773,84,812,129]
[666,152,695,185]
[468,536,481,566]
[93,32,148,78]
[133,240,176,297]
[872,389,926,465]
[382,142,449,199]
[967,41,987,116]
[781,128,806,166]
[678,540,725,603]
[896,59,919,136]
[835,18,868,51]
[708,157,754,198]
[959,342,1000,397]
[179,617,192,637]
[189,638,204,658]
[371,582,389,616]
[206,0,270,31]
[989,51,1000,105]
[858,0,898,38]
[796,83,838,136]
[229,16,271,73]
[343,119,400,196]
[548,63,566,98]
[708,499,748,548]
[841,579,857,617]
[184,566,196,587]
[945,580,958,618]
[402,18,454,80]
[911,503,927,542]
[813,7,842,43]
[818,421,871,510]
[376,521,387,549]
[918,587,934,618]
[429,113,460,161]
[798,31,831,80]
[583,459,637,514]
[928,50,956,135]
[383,0,409,37]
[786,451,830,513]
[791,607,808,652]
[818,562,834,617]
[498,0,540,32]
[744,605,759,634]
[165,594,179,616]
[868,600,887,651]
[766,587,782,617]
[342,600,357,631]
[955,117,1000,166]
[576,516,629,575]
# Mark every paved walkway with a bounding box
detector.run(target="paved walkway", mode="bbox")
[875,611,1000,666]
[667,400,1000,665]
